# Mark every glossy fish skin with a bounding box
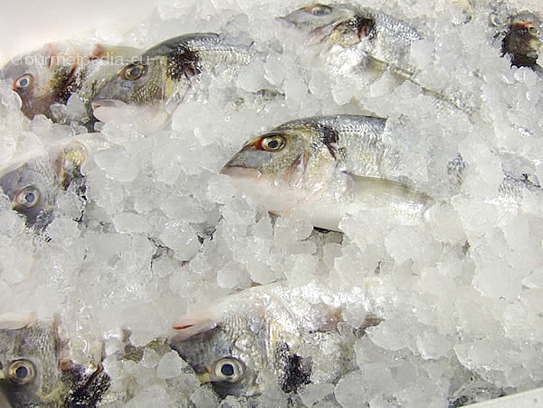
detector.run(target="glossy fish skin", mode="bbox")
[170,281,381,398]
[92,33,254,111]
[0,136,97,228]
[501,11,543,73]
[221,115,430,231]
[1,41,139,122]
[0,316,110,407]
[280,3,423,77]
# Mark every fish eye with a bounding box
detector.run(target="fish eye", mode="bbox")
[213,357,245,383]
[8,360,36,385]
[14,186,40,208]
[122,63,146,81]
[13,74,33,92]
[528,25,539,35]
[309,5,332,16]
[258,135,286,152]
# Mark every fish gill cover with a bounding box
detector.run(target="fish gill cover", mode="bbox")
[0,0,542,406]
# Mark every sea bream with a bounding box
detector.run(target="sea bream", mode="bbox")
[0,134,108,228]
[170,280,382,398]
[279,3,423,78]
[500,11,543,74]
[92,33,254,123]
[221,115,431,232]
[0,314,110,407]
[1,41,139,126]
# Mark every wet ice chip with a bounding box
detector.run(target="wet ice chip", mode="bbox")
[190,387,221,407]
[157,350,187,379]
[416,330,452,360]
[299,382,334,407]
[334,370,366,407]
[113,212,150,234]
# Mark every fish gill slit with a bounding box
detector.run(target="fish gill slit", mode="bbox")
[355,15,377,40]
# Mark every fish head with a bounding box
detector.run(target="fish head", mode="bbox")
[2,44,81,119]
[0,155,58,226]
[502,11,543,66]
[0,318,66,406]
[170,288,313,398]
[0,316,110,406]
[170,301,268,398]
[279,4,360,45]
[221,120,339,211]
[0,139,89,227]
[92,56,170,108]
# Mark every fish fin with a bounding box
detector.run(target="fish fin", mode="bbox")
[351,175,431,206]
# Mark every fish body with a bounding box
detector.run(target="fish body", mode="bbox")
[0,135,107,228]
[170,280,381,397]
[92,33,254,116]
[1,41,139,124]
[0,315,109,407]
[280,3,422,77]
[500,11,543,73]
[221,115,430,231]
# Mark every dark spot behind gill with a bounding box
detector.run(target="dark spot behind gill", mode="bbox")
[167,46,201,81]
[318,124,340,159]
[274,342,311,394]
[356,15,377,40]
[50,66,80,106]
[64,364,111,407]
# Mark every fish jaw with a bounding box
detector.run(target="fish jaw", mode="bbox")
[220,165,317,212]
[92,98,172,131]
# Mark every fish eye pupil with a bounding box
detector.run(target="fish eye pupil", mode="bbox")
[267,140,279,149]
[25,192,35,204]
[220,363,235,376]
[15,366,28,379]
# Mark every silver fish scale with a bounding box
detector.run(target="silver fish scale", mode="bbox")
[144,33,254,75]
[360,9,423,75]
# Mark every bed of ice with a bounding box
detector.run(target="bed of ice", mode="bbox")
[1,0,543,406]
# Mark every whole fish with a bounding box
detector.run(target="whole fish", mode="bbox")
[170,280,382,398]
[500,11,543,73]
[221,115,430,232]
[1,41,139,126]
[0,134,108,228]
[279,3,423,78]
[0,314,110,407]
[92,33,254,120]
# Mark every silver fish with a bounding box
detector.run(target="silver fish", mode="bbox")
[0,314,109,407]
[280,3,422,78]
[92,33,254,117]
[500,11,543,73]
[221,115,430,232]
[0,135,107,228]
[170,280,382,397]
[1,41,139,125]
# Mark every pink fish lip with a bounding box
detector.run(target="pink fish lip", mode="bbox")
[220,166,262,180]
[91,98,126,111]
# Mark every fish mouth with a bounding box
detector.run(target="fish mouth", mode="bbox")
[220,166,262,179]
[91,98,127,111]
